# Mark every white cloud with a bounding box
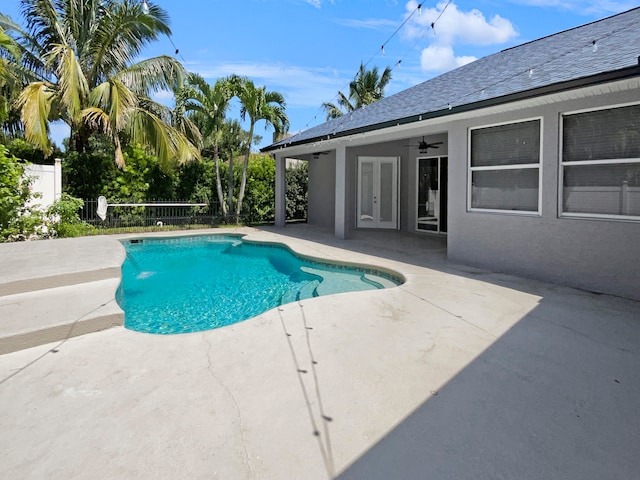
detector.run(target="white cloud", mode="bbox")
[508,0,636,15]
[420,45,476,72]
[400,1,518,74]
[189,61,346,109]
[334,18,399,30]
[304,0,335,8]
[403,1,518,46]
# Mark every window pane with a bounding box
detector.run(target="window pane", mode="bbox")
[471,120,540,167]
[563,163,640,216]
[472,169,539,211]
[563,104,640,162]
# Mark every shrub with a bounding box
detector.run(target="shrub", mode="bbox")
[46,193,94,238]
[0,145,44,241]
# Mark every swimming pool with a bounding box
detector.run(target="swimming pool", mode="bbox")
[119,234,403,334]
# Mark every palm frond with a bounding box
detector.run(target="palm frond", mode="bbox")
[126,106,199,170]
[0,27,22,62]
[89,78,137,131]
[81,105,112,135]
[16,81,54,155]
[47,43,88,121]
[88,0,171,84]
[322,101,344,120]
[115,55,184,96]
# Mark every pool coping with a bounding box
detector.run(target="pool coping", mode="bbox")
[0,227,408,354]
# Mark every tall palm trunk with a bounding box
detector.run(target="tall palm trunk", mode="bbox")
[235,122,254,219]
[212,144,227,217]
[227,149,235,223]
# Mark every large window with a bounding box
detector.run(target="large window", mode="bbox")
[561,104,640,220]
[469,119,541,213]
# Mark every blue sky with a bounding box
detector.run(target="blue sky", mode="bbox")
[3,0,638,149]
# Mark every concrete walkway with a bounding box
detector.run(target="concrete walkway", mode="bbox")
[1,226,639,479]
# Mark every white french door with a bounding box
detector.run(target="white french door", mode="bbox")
[357,156,399,229]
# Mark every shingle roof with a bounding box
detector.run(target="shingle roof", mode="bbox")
[265,7,640,151]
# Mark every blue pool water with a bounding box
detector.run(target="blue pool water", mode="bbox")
[119,235,402,334]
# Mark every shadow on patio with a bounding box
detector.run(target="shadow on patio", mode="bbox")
[261,224,640,480]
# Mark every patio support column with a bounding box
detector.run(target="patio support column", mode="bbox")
[334,145,347,239]
[275,154,286,228]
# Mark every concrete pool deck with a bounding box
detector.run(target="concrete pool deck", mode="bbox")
[1,225,639,479]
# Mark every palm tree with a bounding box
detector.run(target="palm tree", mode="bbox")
[4,0,198,168]
[323,63,392,120]
[0,26,21,123]
[178,73,234,216]
[232,76,289,221]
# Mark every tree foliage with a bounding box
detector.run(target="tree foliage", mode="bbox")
[4,0,199,167]
[232,75,289,220]
[286,162,308,221]
[323,63,393,120]
[0,144,43,240]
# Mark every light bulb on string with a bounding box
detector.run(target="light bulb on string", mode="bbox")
[141,0,150,14]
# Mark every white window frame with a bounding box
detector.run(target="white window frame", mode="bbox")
[467,117,543,215]
[559,102,640,222]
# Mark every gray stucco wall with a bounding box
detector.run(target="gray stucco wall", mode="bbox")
[446,90,640,301]
[295,87,639,300]
[307,155,336,229]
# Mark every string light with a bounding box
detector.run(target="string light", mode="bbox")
[297,0,459,135]
[141,0,149,14]
[300,1,431,130]
[284,15,631,149]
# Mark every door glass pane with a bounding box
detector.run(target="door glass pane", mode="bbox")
[379,162,393,222]
[360,162,374,222]
[418,159,438,231]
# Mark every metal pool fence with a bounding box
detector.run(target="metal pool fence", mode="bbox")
[79,198,275,231]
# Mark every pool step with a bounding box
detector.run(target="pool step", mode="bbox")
[0,236,125,297]
[362,273,399,289]
[299,266,400,296]
[0,278,124,355]
[296,280,320,300]
[280,280,320,305]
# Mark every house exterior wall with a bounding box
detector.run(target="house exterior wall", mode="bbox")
[446,88,640,300]
[307,155,336,229]
[282,84,639,300]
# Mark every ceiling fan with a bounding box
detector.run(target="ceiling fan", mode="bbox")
[312,151,330,159]
[404,137,443,152]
